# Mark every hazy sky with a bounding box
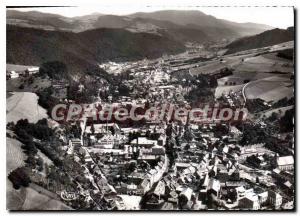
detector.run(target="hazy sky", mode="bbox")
[8,6,294,28]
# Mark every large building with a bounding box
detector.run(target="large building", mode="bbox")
[93,134,127,149]
[277,156,294,171]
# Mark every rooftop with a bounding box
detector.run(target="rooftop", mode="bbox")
[277,156,294,166]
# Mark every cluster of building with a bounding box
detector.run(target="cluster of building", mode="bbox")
[48,49,294,210]
[6,64,39,79]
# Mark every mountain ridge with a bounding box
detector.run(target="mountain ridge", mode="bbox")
[6,25,185,74]
[7,9,274,42]
[225,27,294,54]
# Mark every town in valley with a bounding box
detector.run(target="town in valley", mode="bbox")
[6,8,295,211]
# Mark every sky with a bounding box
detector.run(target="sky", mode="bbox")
[8,6,294,29]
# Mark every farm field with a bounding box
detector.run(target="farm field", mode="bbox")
[7,183,72,210]
[6,92,48,124]
[259,105,294,118]
[6,137,26,173]
[233,58,292,73]
[191,41,293,77]
[215,44,294,104]
[244,78,293,102]
[6,76,51,92]
[7,63,38,72]
[6,180,27,210]
[21,184,72,210]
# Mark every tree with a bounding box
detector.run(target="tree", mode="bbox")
[280,108,294,132]
[127,161,137,172]
[184,144,190,151]
[18,84,25,89]
[268,112,279,122]
[39,61,68,80]
[8,167,31,189]
[36,157,44,172]
[25,155,37,168]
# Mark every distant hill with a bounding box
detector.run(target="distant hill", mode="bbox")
[6,10,76,31]
[129,10,272,37]
[225,27,294,54]
[6,25,185,74]
[7,9,273,43]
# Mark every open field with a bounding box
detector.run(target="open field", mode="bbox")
[190,41,294,77]
[6,137,26,173]
[6,180,27,210]
[22,184,72,210]
[244,77,293,102]
[190,56,242,75]
[214,43,294,103]
[6,92,48,124]
[6,76,51,92]
[7,183,72,210]
[7,63,38,72]
[233,57,293,73]
[259,105,294,118]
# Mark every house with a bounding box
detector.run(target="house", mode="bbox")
[26,67,39,75]
[153,181,166,198]
[94,134,127,149]
[258,191,268,204]
[236,186,254,200]
[277,156,294,171]
[130,137,158,148]
[69,138,82,151]
[160,202,175,210]
[179,187,193,206]
[138,178,151,195]
[85,123,120,134]
[268,190,282,209]
[238,193,260,210]
[207,179,221,198]
[7,70,19,79]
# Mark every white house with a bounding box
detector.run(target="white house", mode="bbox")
[277,156,294,171]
